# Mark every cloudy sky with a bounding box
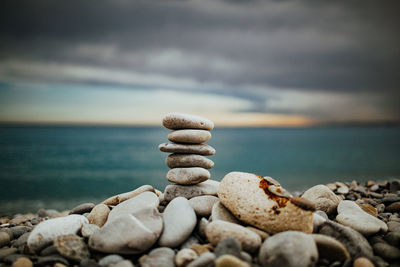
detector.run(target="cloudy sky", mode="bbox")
[0,0,399,126]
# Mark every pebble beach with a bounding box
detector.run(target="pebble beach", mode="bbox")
[1,113,399,267]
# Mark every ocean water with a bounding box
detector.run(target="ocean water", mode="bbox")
[1,125,400,215]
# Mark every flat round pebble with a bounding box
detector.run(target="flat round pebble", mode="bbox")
[12,257,33,267]
[175,248,198,267]
[168,129,211,144]
[353,257,375,267]
[301,184,342,214]
[214,237,242,259]
[158,197,197,248]
[86,204,110,227]
[159,143,215,155]
[205,220,261,253]
[166,154,214,169]
[167,168,210,185]
[189,195,219,217]
[139,247,175,267]
[98,254,124,267]
[163,113,214,130]
[164,182,218,202]
[215,255,250,267]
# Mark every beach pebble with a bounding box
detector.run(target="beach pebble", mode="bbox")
[166,154,214,169]
[12,232,30,248]
[36,255,69,266]
[54,234,90,261]
[319,221,373,259]
[0,231,10,247]
[167,168,210,185]
[98,254,124,267]
[112,260,134,267]
[246,226,270,241]
[336,200,388,235]
[258,231,318,267]
[214,237,242,259]
[205,220,261,253]
[387,221,400,232]
[311,234,350,262]
[168,129,211,144]
[87,204,110,227]
[189,196,219,217]
[139,247,175,267]
[158,197,197,247]
[12,257,33,267]
[89,203,162,254]
[215,255,250,267]
[186,252,216,267]
[218,172,314,234]
[384,231,400,246]
[337,184,349,194]
[0,247,18,260]
[197,217,209,238]
[190,243,212,256]
[102,184,155,205]
[180,235,199,249]
[163,113,214,130]
[372,242,400,260]
[81,223,100,238]
[69,203,95,215]
[159,143,216,155]
[385,202,400,212]
[301,184,342,214]
[38,209,61,218]
[210,201,240,223]
[353,257,375,267]
[313,212,328,232]
[164,182,218,202]
[27,214,88,252]
[10,226,31,239]
[175,248,198,267]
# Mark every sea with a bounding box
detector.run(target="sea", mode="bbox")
[1,125,400,215]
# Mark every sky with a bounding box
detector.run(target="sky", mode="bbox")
[0,0,399,127]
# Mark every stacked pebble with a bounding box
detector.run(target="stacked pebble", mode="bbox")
[159,113,216,199]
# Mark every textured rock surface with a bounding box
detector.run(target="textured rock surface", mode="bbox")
[168,129,211,144]
[166,154,214,169]
[158,197,197,248]
[205,220,261,253]
[27,215,88,252]
[159,143,215,155]
[336,200,387,235]
[162,113,214,130]
[218,172,314,234]
[301,185,342,214]
[167,168,210,185]
[258,231,318,267]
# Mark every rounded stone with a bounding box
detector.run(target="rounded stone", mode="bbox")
[102,185,155,205]
[86,204,110,227]
[54,234,90,262]
[175,248,198,267]
[167,168,210,185]
[81,223,100,238]
[336,200,388,236]
[27,215,88,252]
[205,220,261,253]
[10,226,31,239]
[214,237,242,259]
[301,184,342,214]
[164,182,218,202]
[159,143,216,155]
[163,113,214,130]
[158,197,197,248]
[69,203,95,215]
[166,154,214,169]
[98,255,124,267]
[311,234,350,262]
[210,201,240,224]
[189,196,219,217]
[385,202,400,212]
[218,172,314,234]
[168,129,211,144]
[258,231,318,267]
[353,257,375,267]
[12,257,33,267]
[186,252,216,267]
[246,226,270,240]
[372,242,400,260]
[139,247,175,267]
[0,232,10,247]
[215,255,250,267]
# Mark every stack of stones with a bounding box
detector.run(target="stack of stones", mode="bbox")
[159,113,216,200]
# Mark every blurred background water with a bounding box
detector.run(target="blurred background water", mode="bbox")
[1,125,399,215]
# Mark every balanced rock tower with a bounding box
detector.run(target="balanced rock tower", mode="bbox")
[159,113,217,202]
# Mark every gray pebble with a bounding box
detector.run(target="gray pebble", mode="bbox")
[3,254,25,264]
[112,260,135,267]
[70,203,95,215]
[40,245,59,256]
[10,226,31,239]
[159,142,215,156]
[99,254,124,267]
[80,258,102,267]
[139,247,175,267]
[384,231,400,246]
[36,255,69,265]
[0,232,10,247]
[0,247,18,260]
[12,232,30,248]
[186,252,215,267]
[166,154,214,169]
[373,242,400,260]
[214,237,242,259]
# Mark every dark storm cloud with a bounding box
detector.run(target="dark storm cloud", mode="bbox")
[1,0,399,120]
